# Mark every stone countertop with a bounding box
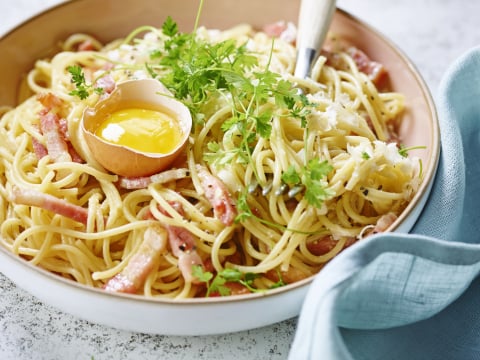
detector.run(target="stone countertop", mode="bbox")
[1,1,479,359]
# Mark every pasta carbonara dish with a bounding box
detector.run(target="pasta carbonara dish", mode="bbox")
[0,16,422,298]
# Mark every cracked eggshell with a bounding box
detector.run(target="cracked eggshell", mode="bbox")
[81,79,192,178]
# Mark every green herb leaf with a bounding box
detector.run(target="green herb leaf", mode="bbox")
[192,264,213,282]
[235,191,254,223]
[162,16,178,37]
[269,270,287,289]
[398,144,426,158]
[67,65,85,86]
[303,159,334,208]
[67,65,90,100]
[219,268,243,282]
[282,165,301,185]
[308,158,333,180]
[210,274,229,296]
[67,65,104,100]
[254,108,273,139]
[193,265,263,297]
[281,159,333,208]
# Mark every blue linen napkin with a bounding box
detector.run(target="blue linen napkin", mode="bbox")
[289,46,480,360]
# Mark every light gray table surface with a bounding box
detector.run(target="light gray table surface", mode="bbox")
[1,1,479,359]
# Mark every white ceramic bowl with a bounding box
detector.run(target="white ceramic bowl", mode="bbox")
[0,0,439,335]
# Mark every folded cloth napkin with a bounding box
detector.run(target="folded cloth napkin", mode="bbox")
[289,46,480,360]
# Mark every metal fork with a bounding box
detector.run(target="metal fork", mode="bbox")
[294,0,337,79]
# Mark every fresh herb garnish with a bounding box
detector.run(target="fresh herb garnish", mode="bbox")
[67,65,104,100]
[361,151,371,160]
[282,159,334,208]
[67,65,90,99]
[398,144,427,158]
[193,266,262,297]
[398,144,426,178]
[146,17,310,161]
[161,15,179,37]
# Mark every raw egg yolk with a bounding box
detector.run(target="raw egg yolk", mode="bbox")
[95,108,183,154]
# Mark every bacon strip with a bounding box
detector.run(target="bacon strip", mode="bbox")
[37,92,64,112]
[77,39,96,52]
[105,201,204,293]
[177,248,203,284]
[67,143,85,163]
[346,47,388,88]
[262,21,296,45]
[57,117,69,140]
[103,224,168,293]
[95,74,116,95]
[32,136,48,159]
[36,93,85,163]
[10,187,88,225]
[372,212,398,234]
[208,281,251,297]
[156,202,203,283]
[39,111,72,163]
[306,235,356,256]
[322,47,388,88]
[265,266,311,285]
[196,166,237,226]
[118,168,190,189]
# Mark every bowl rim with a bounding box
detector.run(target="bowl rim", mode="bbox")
[0,1,440,308]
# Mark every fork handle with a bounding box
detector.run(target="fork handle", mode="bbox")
[294,0,336,78]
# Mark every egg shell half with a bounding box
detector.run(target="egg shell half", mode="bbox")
[82,79,192,177]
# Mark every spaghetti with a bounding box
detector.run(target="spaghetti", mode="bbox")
[0,20,421,298]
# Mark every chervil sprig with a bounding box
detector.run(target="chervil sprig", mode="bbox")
[282,159,334,208]
[67,65,104,100]
[192,266,262,297]
[398,144,427,158]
